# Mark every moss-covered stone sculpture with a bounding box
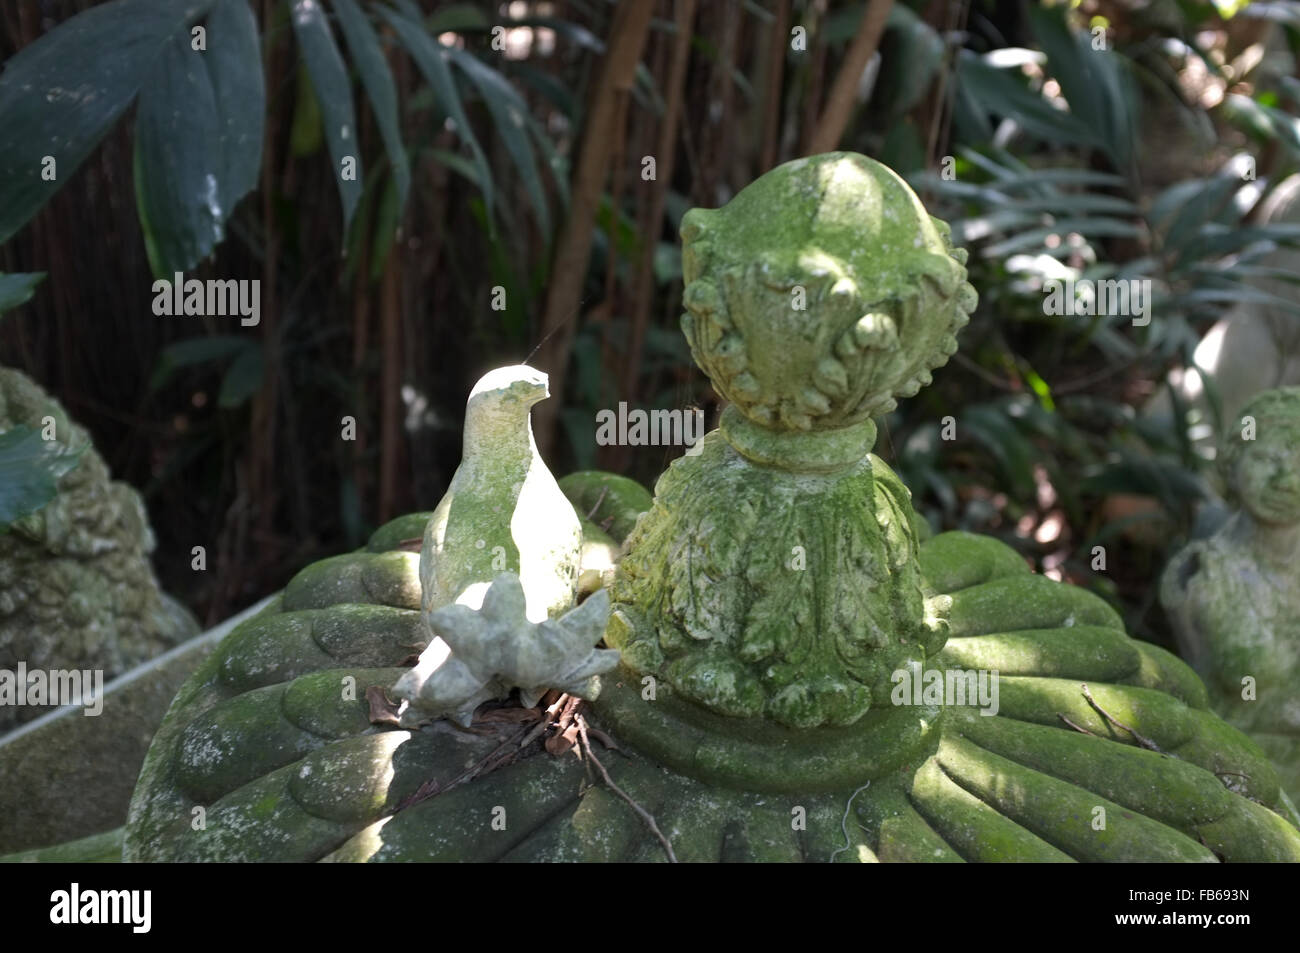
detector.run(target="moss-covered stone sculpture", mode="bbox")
[0,368,197,733]
[1163,387,1300,807]
[125,153,1300,862]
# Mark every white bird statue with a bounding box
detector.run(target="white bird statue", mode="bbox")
[419,364,582,621]
[391,364,599,726]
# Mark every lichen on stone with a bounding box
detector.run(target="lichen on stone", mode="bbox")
[1162,386,1300,806]
[0,368,197,733]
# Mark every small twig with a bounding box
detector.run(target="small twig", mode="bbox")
[519,693,570,749]
[575,713,677,863]
[1081,684,1164,753]
[828,781,872,863]
[585,487,609,522]
[1058,714,1097,736]
[398,723,532,811]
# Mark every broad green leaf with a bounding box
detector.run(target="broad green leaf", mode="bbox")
[511,62,577,120]
[0,272,46,315]
[333,0,409,208]
[0,0,216,243]
[1175,286,1300,314]
[999,169,1128,190]
[208,0,265,212]
[379,5,493,223]
[421,1,491,32]
[1149,178,1209,227]
[524,112,570,207]
[1191,263,1300,284]
[446,46,550,235]
[1159,175,1244,254]
[425,147,483,188]
[951,208,1044,243]
[961,404,1038,500]
[289,60,325,156]
[951,66,994,142]
[1220,92,1276,141]
[981,218,1143,257]
[1221,94,1300,153]
[1006,194,1140,216]
[133,38,217,277]
[289,0,362,230]
[1080,450,1206,502]
[957,53,1101,153]
[1174,223,1300,266]
[879,119,927,175]
[1029,3,1137,171]
[0,426,85,529]
[908,173,1011,204]
[955,146,1024,181]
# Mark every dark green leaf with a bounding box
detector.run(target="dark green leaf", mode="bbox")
[208,0,265,212]
[133,38,218,277]
[1174,222,1300,265]
[981,218,1143,257]
[333,0,409,208]
[421,1,491,32]
[0,0,215,241]
[0,0,215,243]
[1159,175,1243,254]
[1028,3,1137,171]
[0,426,84,529]
[961,404,1038,500]
[0,272,46,315]
[1006,194,1140,216]
[425,147,483,188]
[289,0,362,230]
[379,5,493,223]
[957,53,1101,153]
[446,47,550,235]
[999,168,1129,190]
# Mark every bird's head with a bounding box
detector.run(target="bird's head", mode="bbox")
[466,365,550,419]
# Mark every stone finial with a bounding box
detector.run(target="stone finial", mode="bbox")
[609,153,976,730]
[680,152,974,449]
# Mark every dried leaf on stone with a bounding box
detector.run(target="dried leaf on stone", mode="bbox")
[366,685,402,726]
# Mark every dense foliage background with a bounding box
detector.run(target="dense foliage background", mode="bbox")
[2,0,1299,651]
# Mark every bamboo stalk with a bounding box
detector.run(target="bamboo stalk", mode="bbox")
[622,0,696,414]
[759,0,791,173]
[529,0,657,457]
[807,0,894,155]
